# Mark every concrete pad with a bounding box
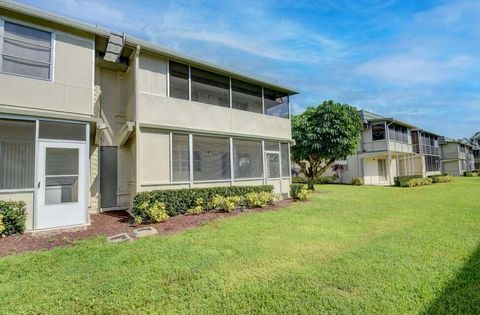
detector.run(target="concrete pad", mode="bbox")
[107,233,132,243]
[132,227,158,238]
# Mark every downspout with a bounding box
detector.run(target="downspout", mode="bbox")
[134,45,141,194]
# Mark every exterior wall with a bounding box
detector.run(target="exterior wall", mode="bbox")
[388,141,412,153]
[0,191,34,230]
[441,143,460,159]
[442,160,461,176]
[0,11,94,119]
[139,129,170,185]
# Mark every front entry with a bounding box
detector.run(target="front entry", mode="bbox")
[36,141,87,229]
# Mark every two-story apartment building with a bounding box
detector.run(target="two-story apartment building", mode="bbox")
[439,137,475,175]
[327,111,441,185]
[0,1,296,231]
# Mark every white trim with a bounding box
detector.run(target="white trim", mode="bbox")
[33,119,39,229]
[233,177,264,182]
[262,140,266,184]
[0,188,35,193]
[0,19,4,72]
[169,132,173,183]
[84,123,90,225]
[278,142,282,193]
[193,179,231,184]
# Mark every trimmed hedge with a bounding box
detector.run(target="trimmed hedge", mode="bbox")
[0,200,27,236]
[394,175,423,187]
[290,184,305,200]
[292,175,338,185]
[351,177,364,186]
[465,171,478,177]
[133,185,274,217]
[428,174,453,183]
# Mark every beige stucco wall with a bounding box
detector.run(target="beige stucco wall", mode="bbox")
[0,191,34,230]
[138,52,167,97]
[441,143,460,159]
[138,94,291,140]
[139,129,170,185]
[0,12,94,119]
[442,160,461,176]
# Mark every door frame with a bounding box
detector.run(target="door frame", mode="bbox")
[33,122,90,230]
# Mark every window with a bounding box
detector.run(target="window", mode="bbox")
[232,79,262,113]
[172,134,190,182]
[264,141,279,152]
[1,21,53,80]
[191,67,230,107]
[372,124,385,141]
[281,143,289,177]
[264,88,289,118]
[169,61,189,100]
[233,139,262,179]
[425,155,440,172]
[0,119,35,190]
[39,121,86,141]
[388,124,408,143]
[193,135,230,181]
[377,159,387,181]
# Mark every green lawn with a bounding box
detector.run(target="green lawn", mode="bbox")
[1,178,480,314]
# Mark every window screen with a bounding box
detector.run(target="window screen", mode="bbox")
[372,124,385,141]
[0,119,35,190]
[39,121,86,141]
[267,153,280,178]
[193,135,230,181]
[264,88,289,118]
[281,143,289,177]
[169,61,189,100]
[172,134,190,182]
[264,141,279,151]
[191,67,230,107]
[232,79,262,113]
[1,21,53,80]
[233,139,262,179]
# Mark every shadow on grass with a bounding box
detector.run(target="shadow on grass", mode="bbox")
[424,245,480,314]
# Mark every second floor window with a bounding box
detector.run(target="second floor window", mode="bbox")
[1,21,53,80]
[191,67,230,107]
[372,124,385,141]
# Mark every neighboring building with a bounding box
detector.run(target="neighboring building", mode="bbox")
[0,1,296,231]
[326,110,441,185]
[439,137,475,175]
[474,147,480,170]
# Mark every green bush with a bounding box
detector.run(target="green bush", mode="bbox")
[132,200,168,223]
[0,200,27,236]
[209,195,243,212]
[428,174,453,183]
[0,213,4,235]
[405,177,433,187]
[465,171,478,177]
[133,185,274,217]
[394,175,423,187]
[351,177,364,186]
[290,184,310,201]
[187,198,205,215]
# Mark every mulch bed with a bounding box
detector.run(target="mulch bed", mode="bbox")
[0,199,293,257]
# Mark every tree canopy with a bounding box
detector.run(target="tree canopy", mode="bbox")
[291,100,363,189]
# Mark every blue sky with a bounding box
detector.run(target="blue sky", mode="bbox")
[20,0,480,138]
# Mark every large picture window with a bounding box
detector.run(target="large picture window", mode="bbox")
[264,88,289,118]
[191,67,230,107]
[172,134,190,182]
[372,124,385,141]
[1,21,53,80]
[232,79,262,113]
[169,61,189,100]
[193,135,230,181]
[0,119,36,190]
[233,139,263,179]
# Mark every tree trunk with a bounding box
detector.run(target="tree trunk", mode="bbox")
[307,174,315,191]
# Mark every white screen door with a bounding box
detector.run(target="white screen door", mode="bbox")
[36,141,86,229]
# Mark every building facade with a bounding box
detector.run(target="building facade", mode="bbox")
[327,111,441,185]
[0,1,296,231]
[439,137,475,176]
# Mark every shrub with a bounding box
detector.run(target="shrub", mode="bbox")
[290,184,305,199]
[291,175,338,185]
[133,185,274,217]
[0,200,27,236]
[132,200,168,223]
[0,213,4,235]
[187,197,205,215]
[244,192,274,208]
[465,171,478,177]
[209,195,243,212]
[429,174,453,183]
[394,175,423,187]
[351,177,364,186]
[405,177,433,187]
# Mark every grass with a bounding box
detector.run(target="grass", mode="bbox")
[1,178,480,314]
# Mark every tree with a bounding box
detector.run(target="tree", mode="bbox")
[291,100,363,190]
[469,131,480,147]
